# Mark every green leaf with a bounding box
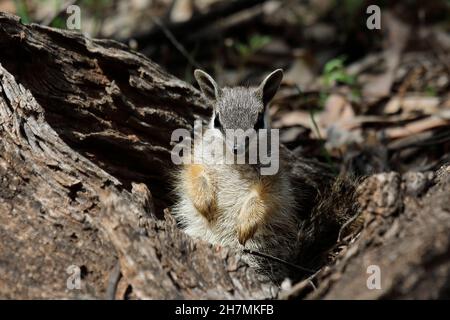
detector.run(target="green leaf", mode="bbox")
[14,0,30,24]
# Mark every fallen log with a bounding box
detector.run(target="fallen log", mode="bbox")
[0,12,276,299]
[0,12,449,299]
[283,169,450,299]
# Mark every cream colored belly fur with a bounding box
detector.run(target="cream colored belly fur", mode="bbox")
[172,162,299,261]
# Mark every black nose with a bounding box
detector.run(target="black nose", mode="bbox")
[233,145,239,154]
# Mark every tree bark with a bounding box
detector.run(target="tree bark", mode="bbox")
[281,169,450,299]
[0,12,449,299]
[0,12,277,299]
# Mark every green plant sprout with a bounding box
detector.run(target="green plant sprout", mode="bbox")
[14,0,30,24]
[320,56,360,108]
[322,56,356,87]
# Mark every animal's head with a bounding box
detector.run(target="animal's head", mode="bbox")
[194,69,283,154]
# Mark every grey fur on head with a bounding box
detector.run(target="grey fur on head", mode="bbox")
[194,69,283,131]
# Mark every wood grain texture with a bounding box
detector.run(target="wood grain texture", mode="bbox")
[0,13,276,299]
[1,12,449,299]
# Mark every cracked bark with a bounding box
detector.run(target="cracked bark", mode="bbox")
[0,13,276,299]
[1,12,449,299]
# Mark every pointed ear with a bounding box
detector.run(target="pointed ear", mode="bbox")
[194,69,220,100]
[257,69,283,105]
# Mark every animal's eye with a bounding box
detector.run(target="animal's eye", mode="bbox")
[214,115,222,128]
[254,113,265,130]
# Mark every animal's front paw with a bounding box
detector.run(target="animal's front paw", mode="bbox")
[185,164,217,222]
[191,189,216,222]
[237,219,260,245]
[237,194,266,245]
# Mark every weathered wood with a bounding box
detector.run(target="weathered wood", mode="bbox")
[0,12,212,213]
[282,169,450,299]
[1,12,449,299]
[0,48,278,300]
[0,13,276,299]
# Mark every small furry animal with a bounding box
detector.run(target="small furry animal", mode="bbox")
[172,69,301,278]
